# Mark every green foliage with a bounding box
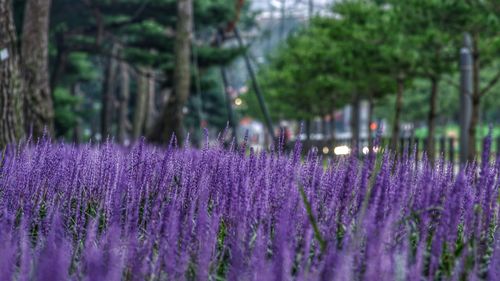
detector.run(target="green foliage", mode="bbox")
[244,0,397,122]
[245,0,500,131]
[44,0,249,137]
[53,87,81,137]
[185,67,230,131]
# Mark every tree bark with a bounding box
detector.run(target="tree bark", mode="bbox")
[367,92,374,150]
[305,118,311,146]
[351,92,360,152]
[101,44,119,139]
[469,94,480,161]
[217,29,237,139]
[427,77,439,163]
[321,116,328,141]
[391,76,404,152]
[117,61,130,144]
[50,36,68,94]
[145,70,157,131]
[468,33,480,161]
[0,0,24,147]
[71,82,82,143]
[21,0,53,139]
[132,70,148,140]
[330,110,336,142]
[148,0,192,144]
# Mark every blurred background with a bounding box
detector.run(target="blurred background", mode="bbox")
[0,0,499,161]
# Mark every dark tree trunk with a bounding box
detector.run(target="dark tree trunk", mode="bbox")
[305,119,311,141]
[0,0,24,147]
[427,77,439,162]
[321,117,328,141]
[117,61,130,144]
[469,94,480,161]
[22,0,53,139]
[50,38,68,94]
[71,83,82,143]
[330,109,337,142]
[391,76,404,152]
[145,70,157,131]
[132,70,148,140]
[217,29,237,139]
[351,92,360,152]
[101,44,119,139]
[330,104,336,142]
[468,33,480,161]
[367,92,374,149]
[149,0,192,144]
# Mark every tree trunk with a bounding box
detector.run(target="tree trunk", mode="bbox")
[469,95,480,161]
[0,0,24,147]
[145,70,157,131]
[50,38,68,94]
[427,77,439,163]
[71,83,82,143]
[21,0,53,139]
[217,29,237,139]
[305,119,311,141]
[391,76,404,152]
[132,71,148,140]
[351,92,360,152]
[101,44,119,139]
[117,61,130,144]
[367,92,374,150]
[322,117,328,140]
[468,33,480,161]
[149,0,192,144]
[330,111,336,142]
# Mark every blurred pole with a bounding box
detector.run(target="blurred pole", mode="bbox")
[351,92,360,153]
[308,0,313,20]
[217,30,237,140]
[460,33,473,165]
[234,27,275,140]
[280,0,286,39]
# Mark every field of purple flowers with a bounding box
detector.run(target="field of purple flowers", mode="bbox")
[0,134,498,280]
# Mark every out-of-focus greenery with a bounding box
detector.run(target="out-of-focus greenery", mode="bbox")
[243,0,500,131]
[53,87,81,138]
[185,67,231,132]
[15,0,249,139]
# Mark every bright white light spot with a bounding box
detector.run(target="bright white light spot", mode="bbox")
[322,146,329,154]
[334,145,350,155]
[363,146,369,155]
[234,98,242,106]
[0,49,9,61]
[362,146,381,155]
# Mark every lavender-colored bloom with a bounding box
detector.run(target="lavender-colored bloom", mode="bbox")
[0,134,498,280]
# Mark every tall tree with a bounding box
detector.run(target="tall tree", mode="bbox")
[466,2,500,160]
[132,71,148,140]
[0,0,24,147]
[149,0,193,144]
[117,61,130,144]
[21,0,53,138]
[145,69,157,131]
[101,43,119,138]
[394,0,461,161]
